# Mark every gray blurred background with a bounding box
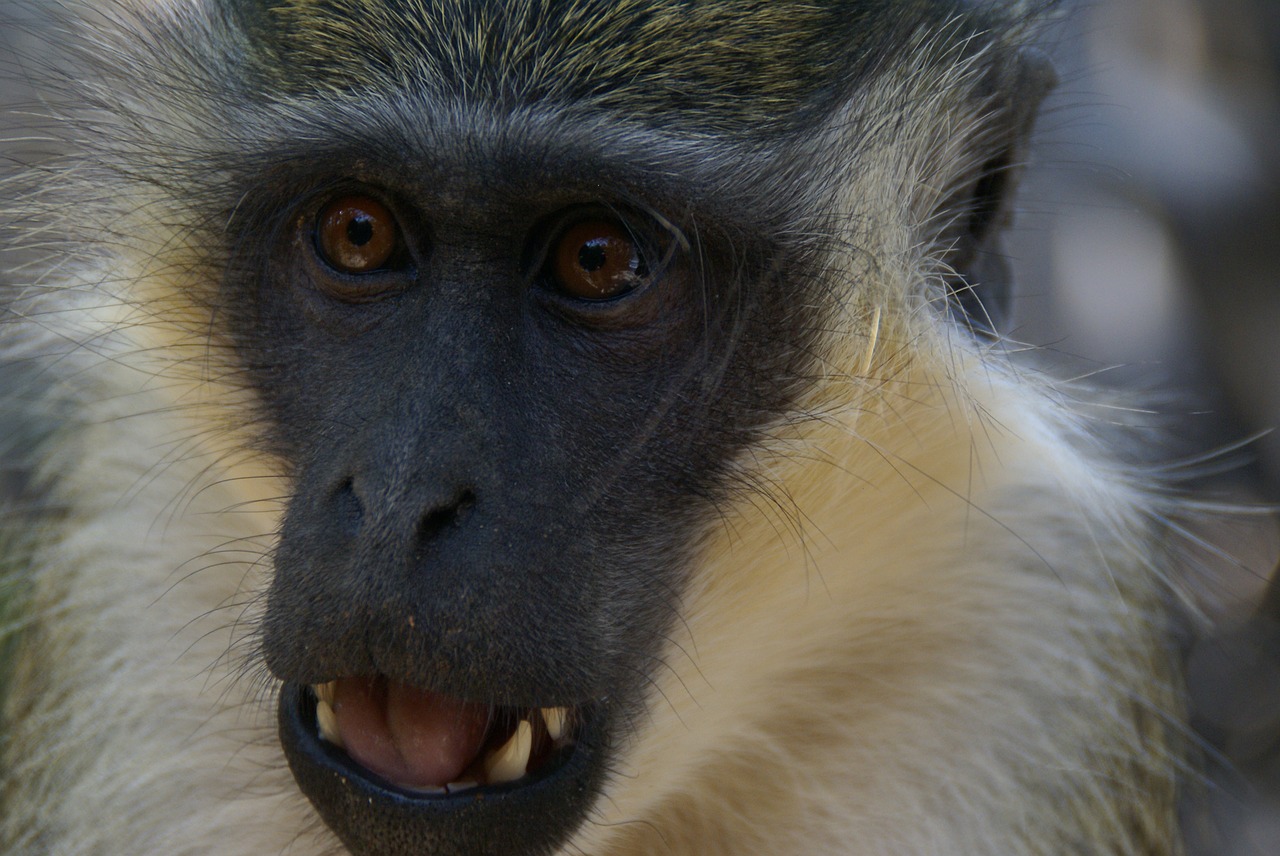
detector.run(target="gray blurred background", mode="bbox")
[1009,3,1280,853]
[2,0,1279,852]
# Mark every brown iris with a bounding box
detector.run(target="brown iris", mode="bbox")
[551,221,644,300]
[316,195,398,274]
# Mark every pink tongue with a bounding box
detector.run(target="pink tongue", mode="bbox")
[331,676,489,788]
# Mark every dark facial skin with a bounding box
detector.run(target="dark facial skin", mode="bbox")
[261,189,718,701]
[217,113,823,855]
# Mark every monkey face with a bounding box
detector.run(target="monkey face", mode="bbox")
[219,120,819,855]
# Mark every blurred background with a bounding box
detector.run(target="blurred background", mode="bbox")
[1008,2,1280,852]
[2,0,1279,851]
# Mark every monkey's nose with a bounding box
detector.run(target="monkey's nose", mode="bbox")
[330,474,477,554]
[414,488,476,546]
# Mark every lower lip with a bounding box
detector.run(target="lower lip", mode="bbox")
[277,683,603,856]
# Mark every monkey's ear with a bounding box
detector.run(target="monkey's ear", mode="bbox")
[942,47,1057,333]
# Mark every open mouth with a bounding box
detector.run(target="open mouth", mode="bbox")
[278,678,602,856]
[311,676,578,792]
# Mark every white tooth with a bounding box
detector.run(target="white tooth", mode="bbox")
[407,784,447,796]
[314,681,336,705]
[484,719,533,784]
[541,707,569,741]
[316,698,343,748]
[445,780,478,794]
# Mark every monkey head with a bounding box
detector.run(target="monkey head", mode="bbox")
[41,1,1056,854]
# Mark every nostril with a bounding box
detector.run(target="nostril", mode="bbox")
[417,489,475,544]
[334,477,364,536]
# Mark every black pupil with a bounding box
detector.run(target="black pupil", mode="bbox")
[346,214,374,247]
[578,240,607,272]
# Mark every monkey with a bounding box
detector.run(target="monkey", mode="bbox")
[0,0,1209,853]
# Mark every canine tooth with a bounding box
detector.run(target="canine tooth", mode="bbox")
[316,698,343,748]
[541,707,569,741]
[314,681,336,705]
[484,719,533,784]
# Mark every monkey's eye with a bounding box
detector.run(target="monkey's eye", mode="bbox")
[315,195,400,275]
[548,220,648,301]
